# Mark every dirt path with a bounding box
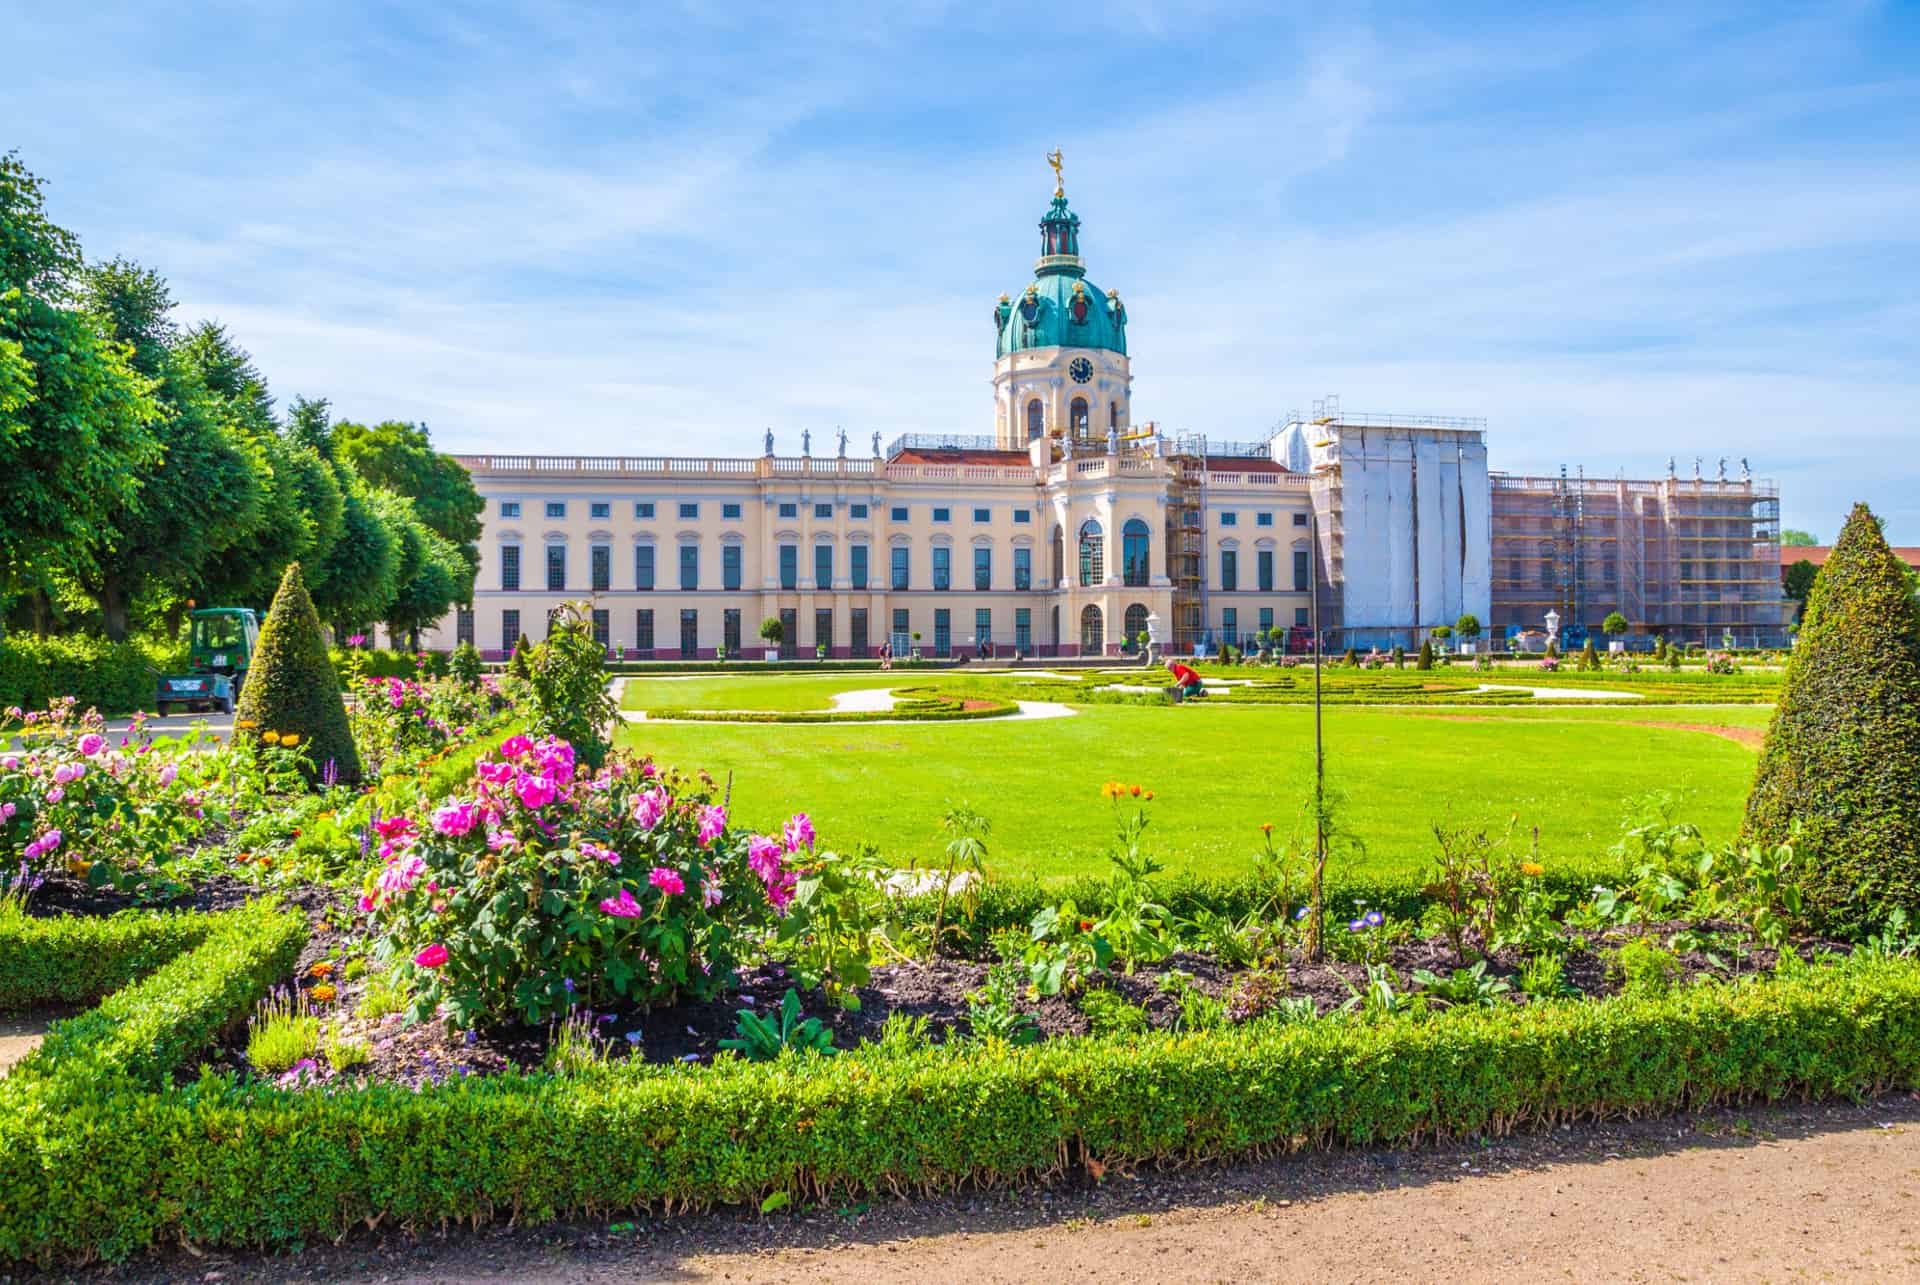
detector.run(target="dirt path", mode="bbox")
[79,1095,1920,1283]
[0,1015,49,1076]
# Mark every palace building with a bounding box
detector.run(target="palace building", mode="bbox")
[427,164,1789,659]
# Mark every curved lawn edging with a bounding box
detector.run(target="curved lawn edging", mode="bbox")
[3,943,1920,1264]
[634,687,1020,725]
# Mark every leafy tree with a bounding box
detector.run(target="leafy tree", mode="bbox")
[334,419,483,569]
[1453,614,1481,641]
[759,617,783,646]
[1779,528,1819,547]
[233,562,361,785]
[1602,611,1629,639]
[1782,559,1818,619]
[0,157,162,613]
[67,260,268,638]
[308,473,399,634]
[172,321,274,437]
[1744,503,1920,934]
[386,525,472,651]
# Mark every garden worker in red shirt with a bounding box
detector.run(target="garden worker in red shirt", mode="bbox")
[1166,658,1206,701]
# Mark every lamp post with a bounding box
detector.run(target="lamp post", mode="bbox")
[1309,507,1326,961]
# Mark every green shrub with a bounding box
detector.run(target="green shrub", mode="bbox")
[450,641,483,688]
[245,989,320,1074]
[1608,939,1684,997]
[8,955,1920,1265]
[1081,987,1149,1036]
[0,903,210,1009]
[234,564,361,785]
[525,602,614,771]
[0,634,183,716]
[1744,502,1920,935]
[1416,639,1435,670]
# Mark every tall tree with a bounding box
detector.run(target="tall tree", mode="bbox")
[1744,503,1920,934]
[333,419,483,569]
[386,526,471,651]
[308,472,399,633]
[1779,528,1819,547]
[68,260,268,638]
[0,155,162,613]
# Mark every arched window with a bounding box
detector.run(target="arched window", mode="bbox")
[1070,397,1089,436]
[1026,399,1044,441]
[1081,604,1105,655]
[1050,525,1064,586]
[1124,603,1149,648]
[1121,518,1151,587]
[1077,519,1105,586]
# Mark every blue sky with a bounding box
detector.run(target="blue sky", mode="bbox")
[7,1,1917,538]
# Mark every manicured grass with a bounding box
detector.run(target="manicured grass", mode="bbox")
[620,673,900,712]
[616,696,1766,882]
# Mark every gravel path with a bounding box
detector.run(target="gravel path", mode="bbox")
[78,1094,1920,1283]
[1475,682,1642,701]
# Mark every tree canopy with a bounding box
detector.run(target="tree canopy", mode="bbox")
[1779,528,1819,547]
[0,150,478,646]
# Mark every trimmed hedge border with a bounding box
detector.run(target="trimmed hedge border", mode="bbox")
[0,903,214,1010]
[3,939,1919,1263]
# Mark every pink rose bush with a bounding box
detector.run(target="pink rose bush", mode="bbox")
[362,733,799,1026]
[1,699,205,894]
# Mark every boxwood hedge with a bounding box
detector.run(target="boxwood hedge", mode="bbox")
[5,891,1920,1266]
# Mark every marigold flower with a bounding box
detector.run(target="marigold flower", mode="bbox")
[261,730,281,745]
[1519,861,1546,877]
[309,961,334,978]
[1259,822,1274,835]
[280,733,301,748]
[238,718,258,729]
[310,983,337,1003]
[1130,784,1142,797]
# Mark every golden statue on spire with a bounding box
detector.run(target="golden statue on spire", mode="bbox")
[1047,147,1064,197]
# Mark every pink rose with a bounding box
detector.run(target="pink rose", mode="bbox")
[782,812,815,854]
[432,800,480,837]
[630,788,668,832]
[697,804,727,848]
[514,773,558,810]
[414,943,449,968]
[599,888,644,918]
[748,834,784,882]
[476,760,514,786]
[44,787,64,804]
[649,867,685,896]
[498,734,534,759]
[77,733,105,757]
[157,762,177,786]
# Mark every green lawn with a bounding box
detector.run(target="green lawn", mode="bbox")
[615,690,1767,883]
[620,673,901,712]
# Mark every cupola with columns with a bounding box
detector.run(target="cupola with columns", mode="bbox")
[992,151,1132,451]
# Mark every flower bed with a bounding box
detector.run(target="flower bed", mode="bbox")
[643,688,1018,723]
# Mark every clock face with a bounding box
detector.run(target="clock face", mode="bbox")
[1069,357,1093,383]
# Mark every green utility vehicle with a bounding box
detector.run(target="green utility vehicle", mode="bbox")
[155,608,259,715]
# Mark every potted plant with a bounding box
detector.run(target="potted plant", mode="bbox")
[815,641,828,661]
[1602,611,1629,653]
[911,630,922,662]
[758,616,783,662]
[1453,614,1481,655]
[714,643,728,664]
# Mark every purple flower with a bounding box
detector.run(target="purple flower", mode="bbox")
[1347,919,1365,932]
[1364,910,1383,927]
[346,634,367,647]
[76,733,105,757]
[1294,906,1310,921]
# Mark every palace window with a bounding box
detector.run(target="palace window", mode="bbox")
[634,544,654,591]
[1078,520,1104,586]
[1026,399,1043,441]
[1121,518,1151,587]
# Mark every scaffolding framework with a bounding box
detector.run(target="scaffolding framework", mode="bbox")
[1489,471,1787,645]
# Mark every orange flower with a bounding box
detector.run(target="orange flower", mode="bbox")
[310,983,336,1003]
[308,961,334,978]
[280,732,302,748]
[1100,781,1124,801]
[1130,784,1142,797]
[1259,822,1273,835]
[1519,861,1545,877]
[261,730,281,745]
[1143,791,1154,801]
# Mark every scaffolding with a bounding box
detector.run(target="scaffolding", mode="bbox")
[1489,469,1788,646]
[1165,446,1207,650]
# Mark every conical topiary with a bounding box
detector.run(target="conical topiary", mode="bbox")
[235,563,362,785]
[1743,502,1920,934]
[1416,638,1435,670]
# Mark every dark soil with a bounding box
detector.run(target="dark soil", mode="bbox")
[188,918,1851,1091]
[24,870,340,920]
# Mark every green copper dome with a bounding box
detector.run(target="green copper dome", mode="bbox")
[994,192,1128,358]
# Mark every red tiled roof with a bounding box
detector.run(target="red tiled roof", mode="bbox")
[891,448,1033,466]
[1781,545,1920,570]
